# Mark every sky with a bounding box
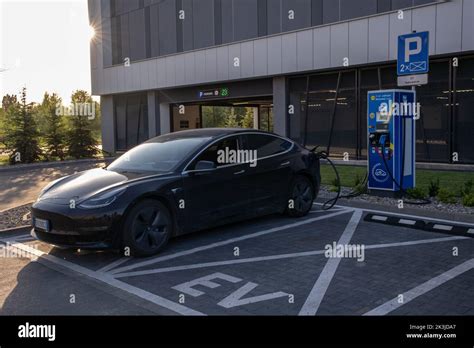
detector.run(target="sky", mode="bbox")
[0,0,96,104]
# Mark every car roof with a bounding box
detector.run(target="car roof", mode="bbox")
[146,128,278,143]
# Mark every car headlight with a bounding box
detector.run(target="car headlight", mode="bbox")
[78,186,127,209]
[37,176,69,200]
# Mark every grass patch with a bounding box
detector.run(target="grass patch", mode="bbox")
[320,164,473,196]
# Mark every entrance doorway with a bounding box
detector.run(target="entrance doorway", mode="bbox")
[171,98,273,133]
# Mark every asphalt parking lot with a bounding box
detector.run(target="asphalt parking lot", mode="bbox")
[0,203,473,316]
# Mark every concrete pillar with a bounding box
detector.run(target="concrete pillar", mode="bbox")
[100,95,115,154]
[159,102,171,135]
[273,76,288,137]
[147,91,158,138]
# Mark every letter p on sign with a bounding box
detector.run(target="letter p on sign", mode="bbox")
[404,37,422,62]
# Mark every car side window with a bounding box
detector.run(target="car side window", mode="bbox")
[244,134,292,159]
[194,136,239,168]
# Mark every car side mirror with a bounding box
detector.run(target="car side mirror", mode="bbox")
[194,160,216,171]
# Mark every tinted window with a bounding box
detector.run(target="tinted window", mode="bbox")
[158,0,177,55]
[245,134,292,158]
[267,0,281,35]
[234,0,258,41]
[323,0,339,24]
[282,0,311,32]
[195,136,239,167]
[192,0,215,49]
[340,0,377,20]
[221,0,234,43]
[109,137,209,173]
[129,9,146,61]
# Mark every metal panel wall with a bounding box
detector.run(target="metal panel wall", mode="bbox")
[91,0,473,96]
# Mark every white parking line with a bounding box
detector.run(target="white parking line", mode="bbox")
[299,209,363,316]
[113,235,467,278]
[97,257,131,273]
[109,209,353,275]
[3,240,204,316]
[364,258,474,315]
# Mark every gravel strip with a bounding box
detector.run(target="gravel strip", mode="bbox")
[0,203,32,230]
[319,185,474,216]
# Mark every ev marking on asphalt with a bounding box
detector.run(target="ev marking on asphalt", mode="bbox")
[110,209,353,275]
[172,272,290,308]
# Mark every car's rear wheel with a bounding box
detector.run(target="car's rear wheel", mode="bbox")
[286,175,315,217]
[122,199,172,257]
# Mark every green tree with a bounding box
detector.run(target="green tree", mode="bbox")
[41,92,66,160]
[241,108,255,129]
[3,87,42,163]
[66,90,99,159]
[2,94,17,112]
[225,108,240,128]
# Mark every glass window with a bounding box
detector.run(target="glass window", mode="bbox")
[414,61,450,163]
[244,134,292,158]
[149,4,160,57]
[282,0,311,31]
[158,0,177,55]
[109,137,209,173]
[267,0,281,35]
[195,136,239,167]
[129,9,146,61]
[323,0,339,24]
[115,98,127,151]
[192,0,215,49]
[340,0,377,20]
[391,0,413,10]
[120,14,130,62]
[114,94,149,151]
[221,0,234,43]
[311,0,323,26]
[234,0,258,41]
[377,0,391,13]
[455,57,474,163]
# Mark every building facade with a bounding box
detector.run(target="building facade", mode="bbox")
[88,0,474,164]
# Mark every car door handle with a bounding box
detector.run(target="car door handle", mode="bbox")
[234,170,246,175]
[280,161,290,167]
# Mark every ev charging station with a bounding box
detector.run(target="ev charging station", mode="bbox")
[367,90,416,192]
[367,31,429,194]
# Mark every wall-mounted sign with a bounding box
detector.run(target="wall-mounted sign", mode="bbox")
[198,88,229,99]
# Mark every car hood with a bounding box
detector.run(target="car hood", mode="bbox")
[37,168,165,204]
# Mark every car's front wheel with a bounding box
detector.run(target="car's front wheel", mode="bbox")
[122,199,172,257]
[286,175,315,217]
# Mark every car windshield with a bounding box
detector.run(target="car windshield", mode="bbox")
[107,137,210,173]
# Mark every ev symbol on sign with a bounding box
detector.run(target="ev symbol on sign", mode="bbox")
[397,31,429,76]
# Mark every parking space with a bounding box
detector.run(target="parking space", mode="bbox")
[1,204,473,316]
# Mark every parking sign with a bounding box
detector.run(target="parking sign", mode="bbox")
[397,31,429,76]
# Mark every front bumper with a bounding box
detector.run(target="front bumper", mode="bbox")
[30,200,123,249]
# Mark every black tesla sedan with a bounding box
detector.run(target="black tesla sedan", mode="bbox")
[31,128,320,256]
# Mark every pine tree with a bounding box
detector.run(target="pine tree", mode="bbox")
[225,108,240,128]
[241,108,255,129]
[66,90,98,159]
[3,87,42,164]
[42,92,66,160]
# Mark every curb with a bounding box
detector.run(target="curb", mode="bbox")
[0,225,31,234]
[0,157,116,173]
[0,202,34,214]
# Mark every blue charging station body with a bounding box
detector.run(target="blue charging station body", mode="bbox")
[367,90,416,192]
